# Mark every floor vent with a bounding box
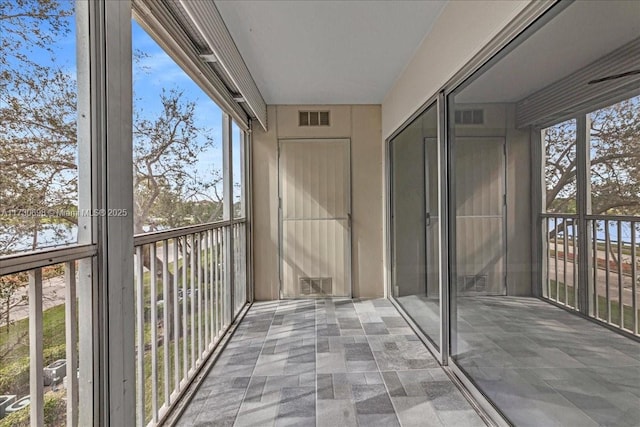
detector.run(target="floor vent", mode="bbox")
[454,109,484,125]
[458,275,488,292]
[300,277,333,295]
[299,111,330,127]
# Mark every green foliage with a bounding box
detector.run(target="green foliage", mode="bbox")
[0,343,66,395]
[545,96,640,215]
[0,392,66,427]
[548,280,639,331]
[0,303,67,395]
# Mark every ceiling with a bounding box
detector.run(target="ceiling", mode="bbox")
[214,0,446,105]
[456,0,640,103]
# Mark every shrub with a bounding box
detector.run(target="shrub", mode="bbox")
[0,344,66,395]
[0,392,66,427]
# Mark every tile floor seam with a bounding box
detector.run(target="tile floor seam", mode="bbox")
[178,299,487,427]
[360,301,404,427]
[231,303,279,427]
[536,383,603,427]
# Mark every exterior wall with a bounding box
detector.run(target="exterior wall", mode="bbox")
[381,0,530,139]
[252,105,383,300]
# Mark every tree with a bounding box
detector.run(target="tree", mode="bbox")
[0,0,76,254]
[589,97,640,215]
[545,96,640,215]
[545,97,640,267]
[133,88,219,234]
[1,0,223,340]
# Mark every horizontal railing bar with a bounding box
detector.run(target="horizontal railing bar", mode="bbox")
[585,214,639,222]
[134,219,246,246]
[0,244,97,276]
[540,213,579,219]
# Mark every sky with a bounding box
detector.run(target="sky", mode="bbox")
[1,6,244,251]
[13,8,240,200]
[131,20,227,199]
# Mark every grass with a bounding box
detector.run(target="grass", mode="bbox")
[0,304,66,361]
[0,390,66,427]
[0,243,231,423]
[547,280,639,332]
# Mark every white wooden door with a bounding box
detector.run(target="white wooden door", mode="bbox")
[455,137,506,295]
[279,139,351,298]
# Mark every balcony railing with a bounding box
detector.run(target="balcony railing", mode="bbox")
[0,219,247,427]
[0,244,97,427]
[543,213,639,336]
[133,219,247,426]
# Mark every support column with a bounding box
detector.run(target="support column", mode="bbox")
[99,1,135,424]
[531,127,545,298]
[576,115,594,315]
[223,114,234,322]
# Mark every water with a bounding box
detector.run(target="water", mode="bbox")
[550,219,638,246]
[2,224,77,255]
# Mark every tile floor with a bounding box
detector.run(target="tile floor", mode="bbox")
[177,299,484,427]
[453,296,640,427]
[394,294,640,427]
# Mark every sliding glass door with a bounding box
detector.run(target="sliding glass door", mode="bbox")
[390,102,441,350]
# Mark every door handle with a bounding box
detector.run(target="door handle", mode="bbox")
[426,212,431,226]
[348,213,352,229]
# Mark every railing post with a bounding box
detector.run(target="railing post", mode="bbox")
[29,268,44,427]
[65,261,79,426]
[135,248,146,426]
[531,127,545,298]
[576,115,593,315]
[223,113,234,323]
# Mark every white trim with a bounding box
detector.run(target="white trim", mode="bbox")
[178,0,267,130]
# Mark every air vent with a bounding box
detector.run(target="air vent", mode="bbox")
[458,275,487,292]
[454,109,484,125]
[300,277,333,295]
[299,111,330,127]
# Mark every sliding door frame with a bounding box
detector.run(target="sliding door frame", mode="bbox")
[386,97,445,364]
[384,1,565,425]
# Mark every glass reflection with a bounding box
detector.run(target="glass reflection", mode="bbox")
[390,103,440,349]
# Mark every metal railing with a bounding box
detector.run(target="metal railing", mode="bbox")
[543,213,639,335]
[0,244,97,427]
[542,214,579,310]
[0,218,248,427]
[133,219,247,426]
[587,215,638,334]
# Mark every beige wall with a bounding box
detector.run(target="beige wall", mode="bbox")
[381,0,530,139]
[505,105,532,296]
[452,103,532,296]
[252,105,383,300]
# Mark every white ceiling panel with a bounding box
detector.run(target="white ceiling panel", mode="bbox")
[215,0,446,104]
[456,1,640,103]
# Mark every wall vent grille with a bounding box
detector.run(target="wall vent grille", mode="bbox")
[299,111,330,127]
[300,277,333,295]
[454,109,484,125]
[458,275,488,292]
